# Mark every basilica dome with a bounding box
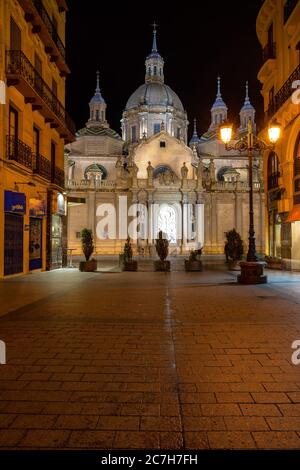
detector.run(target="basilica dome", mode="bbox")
[125,82,184,112]
[122,27,188,144]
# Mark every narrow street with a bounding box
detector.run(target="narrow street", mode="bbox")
[0,266,300,449]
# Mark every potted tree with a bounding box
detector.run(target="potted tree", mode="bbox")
[265,255,282,270]
[224,228,244,270]
[185,248,203,271]
[154,230,170,271]
[120,237,137,271]
[79,228,97,272]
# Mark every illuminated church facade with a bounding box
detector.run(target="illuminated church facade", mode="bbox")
[65,28,265,256]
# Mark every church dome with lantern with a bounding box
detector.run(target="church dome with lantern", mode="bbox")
[122,25,188,144]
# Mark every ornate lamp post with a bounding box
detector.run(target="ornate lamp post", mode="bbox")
[220,117,281,284]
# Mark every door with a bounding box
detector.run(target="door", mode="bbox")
[4,213,24,275]
[10,17,21,50]
[29,218,42,270]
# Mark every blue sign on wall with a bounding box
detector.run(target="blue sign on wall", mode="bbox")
[4,191,26,214]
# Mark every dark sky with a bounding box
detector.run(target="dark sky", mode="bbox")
[66,0,264,140]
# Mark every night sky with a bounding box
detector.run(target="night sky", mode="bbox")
[66,0,263,140]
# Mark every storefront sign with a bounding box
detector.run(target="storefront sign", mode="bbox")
[4,190,26,213]
[29,198,46,217]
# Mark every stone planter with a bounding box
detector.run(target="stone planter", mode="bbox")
[185,260,203,272]
[154,260,170,272]
[228,260,241,271]
[79,260,97,272]
[266,259,282,270]
[123,260,138,272]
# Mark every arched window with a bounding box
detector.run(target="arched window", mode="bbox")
[267,151,280,190]
[294,132,300,197]
[294,132,300,178]
[96,110,99,121]
[154,65,157,75]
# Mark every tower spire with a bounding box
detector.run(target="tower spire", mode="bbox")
[244,80,250,104]
[189,118,200,147]
[96,70,100,93]
[209,75,228,132]
[151,21,158,52]
[145,22,164,84]
[217,75,221,98]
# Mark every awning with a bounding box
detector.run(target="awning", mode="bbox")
[286,205,300,222]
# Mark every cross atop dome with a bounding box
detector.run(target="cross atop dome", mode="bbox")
[151,21,158,52]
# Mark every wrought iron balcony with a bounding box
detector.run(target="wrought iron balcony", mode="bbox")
[262,42,276,63]
[33,0,65,59]
[6,135,32,169]
[284,0,299,23]
[52,166,65,189]
[267,63,300,118]
[6,50,75,142]
[33,153,51,180]
[16,0,69,75]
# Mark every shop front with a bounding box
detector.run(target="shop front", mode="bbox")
[4,190,26,276]
[29,198,46,271]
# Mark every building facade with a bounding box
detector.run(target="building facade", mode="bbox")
[0,0,75,277]
[257,0,300,269]
[66,31,265,257]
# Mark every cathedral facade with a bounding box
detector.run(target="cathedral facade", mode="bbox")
[65,30,265,256]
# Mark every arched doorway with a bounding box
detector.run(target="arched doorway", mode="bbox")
[157,204,177,243]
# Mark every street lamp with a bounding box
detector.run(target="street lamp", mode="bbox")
[219,117,281,284]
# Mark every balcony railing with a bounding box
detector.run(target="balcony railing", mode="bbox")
[33,153,51,180]
[267,63,300,118]
[294,157,300,177]
[284,0,299,23]
[6,135,32,169]
[6,50,76,140]
[33,0,65,59]
[262,42,276,63]
[53,166,65,189]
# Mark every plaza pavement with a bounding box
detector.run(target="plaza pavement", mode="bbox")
[0,262,300,449]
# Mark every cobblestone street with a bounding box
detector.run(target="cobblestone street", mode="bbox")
[0,266,300,449]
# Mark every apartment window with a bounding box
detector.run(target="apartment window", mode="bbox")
[10,17,21,50]
[267,151,280,190]
[34,53,43,92]
[269,86,274,109]
[51,141,56,181]
[33,127,40,155]
[268,23,273,48]
[9,105,18,139]
[154,123,160,134]
[52,79,58,97]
